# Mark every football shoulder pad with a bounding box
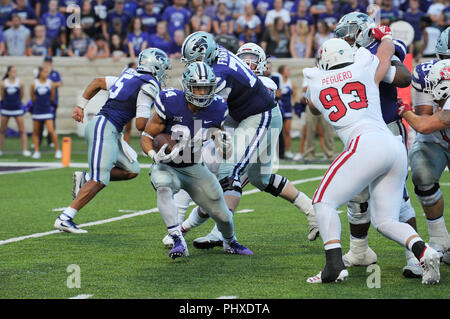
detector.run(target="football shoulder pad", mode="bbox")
[411,59,438,92]
[140,80,160,100]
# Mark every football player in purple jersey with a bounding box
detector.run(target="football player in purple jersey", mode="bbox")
[54,48,170,234]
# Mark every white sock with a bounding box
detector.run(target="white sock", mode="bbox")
[293,192,313,215]
[427,216,449,250]
[349,235,369,254]
[174,189,191,224]
[168,225,182,237]
[156,187,178,228]
[182,206,209,232]
[60,207,78,220]
[313,202,341,246]
[324,242,341,250]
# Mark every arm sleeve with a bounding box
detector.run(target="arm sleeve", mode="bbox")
[105,76,118,90]
[153,93,167,120]
[413,90,435,108]
[136,90,154,119]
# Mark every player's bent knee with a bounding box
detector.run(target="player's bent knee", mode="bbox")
[263,174,288,197]
[414,183,442,207]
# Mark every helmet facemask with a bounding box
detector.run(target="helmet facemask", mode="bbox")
[237,52,261,74]
[182,62,217,108]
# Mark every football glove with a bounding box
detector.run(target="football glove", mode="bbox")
[148,144,181,164]
[397,98,413,116]
[371,25,393,41]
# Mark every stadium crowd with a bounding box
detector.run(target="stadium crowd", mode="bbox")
[0,0,448,60]
[0,0,449,161]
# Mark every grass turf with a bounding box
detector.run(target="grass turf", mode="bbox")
[0,135,448,299]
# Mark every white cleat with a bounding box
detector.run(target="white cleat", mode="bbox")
[343,247,377,267]
[22,150,31,157]
[72,171,87,200]
[55,150,62,159]
[284,151,294,160]
[54,217,88,234]
[162,234,174,248]
[31,151,41,159]
[420,245,440,285]
[307,269,349,284]
[402,257,423,278]
[193,232,223,249]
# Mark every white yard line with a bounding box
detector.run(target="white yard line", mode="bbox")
[0,176,323,246]
[216,296,238,299]
[68,294,93,299]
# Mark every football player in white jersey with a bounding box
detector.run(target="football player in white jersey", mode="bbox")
[334,12,422,278]
[399,57,450,265]
[303,31,440,284]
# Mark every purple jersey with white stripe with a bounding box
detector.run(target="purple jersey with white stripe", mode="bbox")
[2,78,21,109]
[98,68,160,132]
[411,59,438,93]
[154,88,228,167]
[213,46,276,122]
[366,39,407,124]
[33,79,53,119]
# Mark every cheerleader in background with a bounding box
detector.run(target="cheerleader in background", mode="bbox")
[30,66,61,159]
[0,66,31,157]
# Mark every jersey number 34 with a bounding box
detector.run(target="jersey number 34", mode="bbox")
[319,82,368,122]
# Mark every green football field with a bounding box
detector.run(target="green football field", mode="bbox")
[0,135,449,299]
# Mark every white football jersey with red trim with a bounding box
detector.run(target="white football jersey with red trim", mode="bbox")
[303,47,391,147]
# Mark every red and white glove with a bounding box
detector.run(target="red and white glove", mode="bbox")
[371,25,393,41]
[397,98,413,116]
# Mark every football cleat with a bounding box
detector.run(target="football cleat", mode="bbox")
[169,234,189,259]
[193,232,223,249]
[54,217,88,234]
[343,247,377,266]
[342,237,377,267]
[419,245,440,284]
[402,256,423,279]
[306,269,349,284]
[72,171,87,200]
[162,227,187,248]
[162,234,174,248]
[55,150,62,159]
[224,241,253,255]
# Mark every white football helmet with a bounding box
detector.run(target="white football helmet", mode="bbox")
[236,43,267,75]
[425,59,450,101]
[318,38,354,71]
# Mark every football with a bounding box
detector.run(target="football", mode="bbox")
[153,133,177,154]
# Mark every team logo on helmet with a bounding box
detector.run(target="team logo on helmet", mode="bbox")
[192,38,208,54]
